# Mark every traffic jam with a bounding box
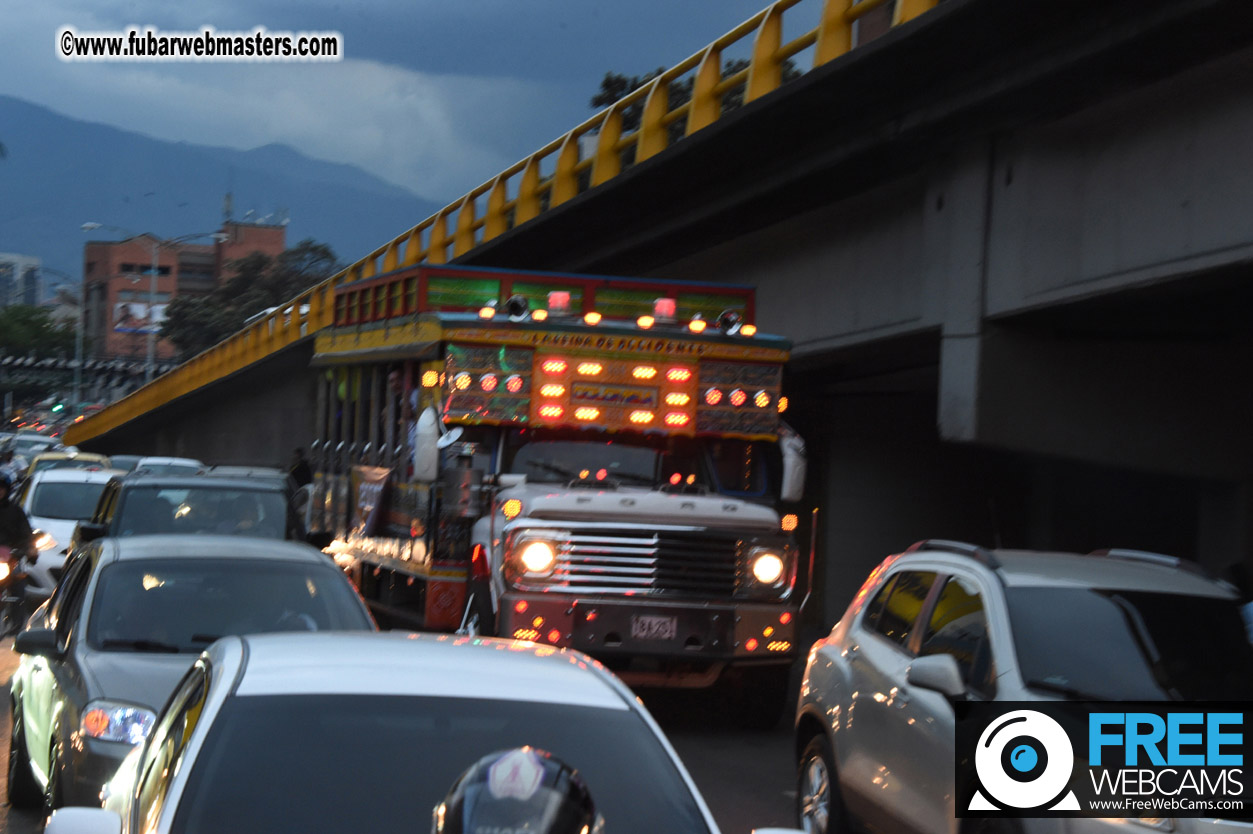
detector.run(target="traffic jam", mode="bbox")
[3,265,1252,834]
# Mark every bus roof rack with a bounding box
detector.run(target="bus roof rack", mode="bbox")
[905,539,1000,569]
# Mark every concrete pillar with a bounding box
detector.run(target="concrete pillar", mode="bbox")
[932,141,994,442]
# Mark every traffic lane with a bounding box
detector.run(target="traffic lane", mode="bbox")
[642,687,797,834]
[1,639,42,834]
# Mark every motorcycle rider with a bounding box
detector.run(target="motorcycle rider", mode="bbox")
[0,474,37,601]
[432,747,604,834]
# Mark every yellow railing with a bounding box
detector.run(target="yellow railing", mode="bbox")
[64,0,937,447]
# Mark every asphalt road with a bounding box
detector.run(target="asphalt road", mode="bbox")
[0,642,799,834]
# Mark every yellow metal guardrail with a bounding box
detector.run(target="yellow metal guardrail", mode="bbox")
[64,0,938,447]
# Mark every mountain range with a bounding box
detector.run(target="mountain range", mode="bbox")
[0,95,441,290]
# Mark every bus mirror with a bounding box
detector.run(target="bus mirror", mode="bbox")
[413,407,441,483]
[779,422,806,503]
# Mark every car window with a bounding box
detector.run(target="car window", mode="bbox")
[95,483,119,524]
[87,559,372,653]
[865,570,936,649]
[136,663,209,834]
[46,555,87,624]
[1006,587,1253,700]
[115,486,287,538]
[30,481,111,520]
[50,554,94,647]
[861,574,899,634]
[919,576,996,698]
[171,695,713,834]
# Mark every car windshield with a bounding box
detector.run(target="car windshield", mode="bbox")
[12,438,57,455]
[1006,587,1253,700]
[170,695,712,834]
[116,486,287,538]
[30,481,109,520]
[87,559,372,653]
[32,458,102,475]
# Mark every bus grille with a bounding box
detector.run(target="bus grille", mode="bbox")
[544,528,742,597]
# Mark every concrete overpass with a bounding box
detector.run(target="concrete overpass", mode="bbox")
[65,0,1253,620]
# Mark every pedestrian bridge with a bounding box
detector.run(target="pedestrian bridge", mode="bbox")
[64,0,1253,614]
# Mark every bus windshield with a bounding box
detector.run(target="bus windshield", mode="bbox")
[501,429,779,498]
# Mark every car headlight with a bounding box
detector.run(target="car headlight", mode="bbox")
[516,540,558,575]
[750,549,786,585]
[32,529,58,552]
[81,700,156,745]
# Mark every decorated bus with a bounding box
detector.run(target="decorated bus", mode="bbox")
[311,264,808,722]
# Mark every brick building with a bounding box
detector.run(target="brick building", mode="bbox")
[82,221,286,362]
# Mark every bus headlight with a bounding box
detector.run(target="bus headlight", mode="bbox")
[516,540,558,575]
[750,549,786,585]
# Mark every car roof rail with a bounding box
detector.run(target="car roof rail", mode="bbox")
[1088,548,1221,582]
[905,539,1001,569]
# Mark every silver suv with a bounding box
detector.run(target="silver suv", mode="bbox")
[793,540,1253,834]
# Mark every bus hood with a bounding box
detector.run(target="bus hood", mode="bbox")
[502,483,780,532]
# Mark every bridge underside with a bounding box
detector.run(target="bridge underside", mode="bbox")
[79,0,1253,623]
[77,340,318,469]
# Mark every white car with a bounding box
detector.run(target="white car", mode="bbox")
[49,631,731,834]
[20,468,124,599]
[793,540,1253,834]
[130,457,204,476]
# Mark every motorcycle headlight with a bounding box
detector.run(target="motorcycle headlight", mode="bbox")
[81,700,156,745]
[0,561,9,581]
[749,547,787,586]
[32,529,58,552]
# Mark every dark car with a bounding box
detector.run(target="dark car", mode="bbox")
[71,473,318,552]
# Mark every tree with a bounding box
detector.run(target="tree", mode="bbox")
[0,305,74,358]
[591,58,802,138]
[161,239,338,359]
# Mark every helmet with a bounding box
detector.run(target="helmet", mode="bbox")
[432,747,603,834]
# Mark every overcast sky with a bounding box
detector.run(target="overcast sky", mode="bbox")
[3,0,777,206]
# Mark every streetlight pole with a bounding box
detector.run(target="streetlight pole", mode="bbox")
[36,266,86,417]
[147,238,159,383]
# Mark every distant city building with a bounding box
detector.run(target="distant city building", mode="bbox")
[81,221,286,361]
[43,286,80,328]
[0,252,42,307]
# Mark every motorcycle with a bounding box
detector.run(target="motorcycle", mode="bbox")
[0,544,34,638]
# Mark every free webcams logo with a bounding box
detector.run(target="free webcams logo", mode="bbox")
[958,702,1250,820]
[969,709,1080,812]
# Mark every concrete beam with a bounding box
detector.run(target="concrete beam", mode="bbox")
[965,326,1253,480]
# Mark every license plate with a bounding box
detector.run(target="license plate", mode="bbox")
[631,614,678,641]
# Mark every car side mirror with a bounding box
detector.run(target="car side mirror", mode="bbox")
[77,521,108,543]
[14,627,64,660]
[44,807,122,834]
[906,654,967,699]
